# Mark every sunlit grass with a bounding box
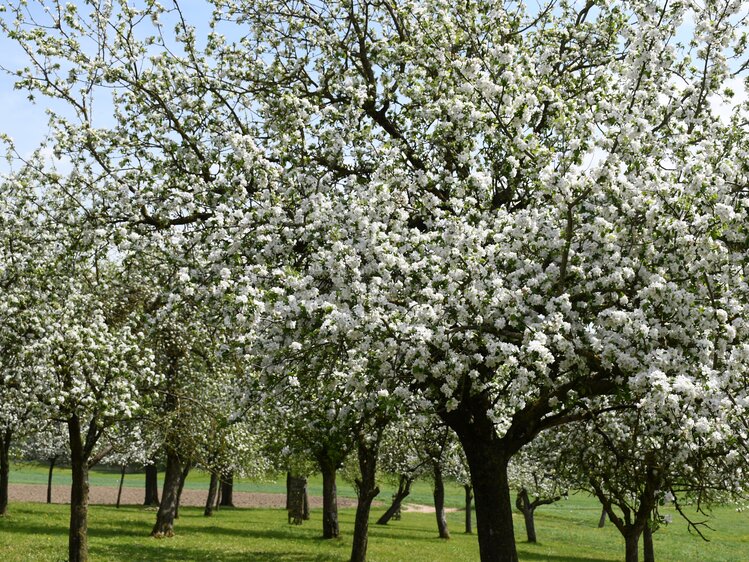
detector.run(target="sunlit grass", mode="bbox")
[2,492,749,561]
[9,461,468,507]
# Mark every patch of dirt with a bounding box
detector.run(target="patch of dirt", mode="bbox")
[401,503,459,514]
[8,483,361,509]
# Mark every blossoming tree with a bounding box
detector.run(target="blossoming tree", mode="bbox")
[4,2,749,562]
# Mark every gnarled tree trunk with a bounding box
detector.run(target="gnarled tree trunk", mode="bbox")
[174,463,190,519]
[377,474,412,525]
[204,471,219,516]
[151,450,183,537]
[350,437,381,562]
[443,404,519,562]
[433,463,450,539]
[515,489,537,543]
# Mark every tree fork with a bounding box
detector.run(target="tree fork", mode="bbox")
[350,438,381,562]
[442,402,520,562]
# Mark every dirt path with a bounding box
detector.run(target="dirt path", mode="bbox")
[8,484,457,513]
[7,483,360,509]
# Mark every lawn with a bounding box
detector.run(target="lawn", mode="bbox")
[7,461,468,507]
[4,462,749,561]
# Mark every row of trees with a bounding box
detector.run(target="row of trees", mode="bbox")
[1,1,749,561]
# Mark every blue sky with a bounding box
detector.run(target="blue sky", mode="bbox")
[0,1,215,176]
[0,1,745,177]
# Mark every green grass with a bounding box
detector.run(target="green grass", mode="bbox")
[2,494,749,561]
[9,461,468,508]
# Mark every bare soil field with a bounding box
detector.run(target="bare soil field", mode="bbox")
[7,484,453,513]
[7,483,360,509]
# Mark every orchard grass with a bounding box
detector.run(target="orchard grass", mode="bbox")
[9,461,467,507]
[2,492,749,561]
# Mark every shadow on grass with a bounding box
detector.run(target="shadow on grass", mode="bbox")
[92,543,347,562]
[518,545,615,562]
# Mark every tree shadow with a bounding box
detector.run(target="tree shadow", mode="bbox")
[92,543,347,562]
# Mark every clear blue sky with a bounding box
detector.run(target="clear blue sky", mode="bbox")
[0,1,214,176]
[0,2,743,176]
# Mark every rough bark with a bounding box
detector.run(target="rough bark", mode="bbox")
[320,457,340,538]
[47,456,57,504]
[515,489,537,543]
[433,463,450,539]
[219,471,234,507]
[464,484,473,534]
[643,523,655,562]
[376,474,412,525]
[624,529,641,562]
[68,415,90,562]
[350,438,381,562]
[0,428,11,516]
[116,465,126,508]
[204,471,219,516]
[444,412,519,562]
[144,463,160,506]
[174,463,190,519]
[151,450,183,537]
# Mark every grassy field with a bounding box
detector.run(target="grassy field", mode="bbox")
[4,463,749,561]
[7,461,468,508]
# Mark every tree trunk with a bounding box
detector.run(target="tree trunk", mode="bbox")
[215,479,222,512]
[68,415,90,562]
[219,471,234,507]
[286,471,292,510]
[0,429,11,516]
[598,506,607,528]
[350,438,380,562]
[376,475,412,525]
[643,524,654,562]
[144,463,159,506]
[624,529,641,562]
[320,457,340,538]
[445,413,518,562]
[204,471,219,516]
[464,484,473,534]
[515,489,537,543]
[303,483,310,520]
[47,456,57,504]
[433,463,450,539]
[116,465,126,508]
[151,450,183,537]
[174,464,190,519]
